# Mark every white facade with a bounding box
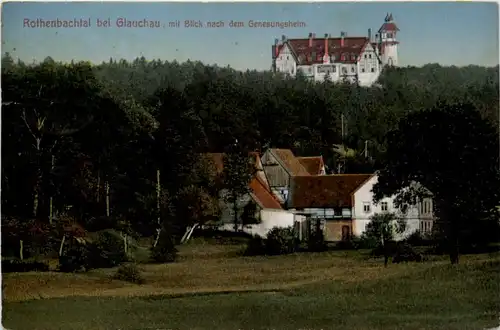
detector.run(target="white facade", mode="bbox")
[273,14,400,86]
[274,44,381,87]
[218,209,306,238]
[379,32,399,67]
[275,43,297,77]
[352,175,434,240]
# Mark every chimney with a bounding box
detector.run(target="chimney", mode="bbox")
[324,33,329,63]
[368,28,372,42]
[308,32,313,47]
[340,31,345,47]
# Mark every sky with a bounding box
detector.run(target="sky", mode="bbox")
[2,2,499,70]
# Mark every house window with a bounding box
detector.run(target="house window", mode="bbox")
[287,56,289,60]
[387,33,393,39]
[325,209,335,218]
[361,68,365,73]
[332,65,336,73]
[363,202,371,213]
[369,54,372,59]
[371,67,375,72]
[342,67,347,74]
[351,67,355,73]
[381,202,388,212]
[364,54,367,59]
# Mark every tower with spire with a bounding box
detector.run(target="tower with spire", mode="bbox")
[377,13,400,67]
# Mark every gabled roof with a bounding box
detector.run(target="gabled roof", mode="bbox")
[268,149,311,176]
[290,174,373,209]
[277,37,370,65]
[249,176,282,210]
[297,156,325,175]
[206,152,281,209]
[378,22,399,33]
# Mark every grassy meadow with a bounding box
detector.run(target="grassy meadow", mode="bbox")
[3,237,500,330]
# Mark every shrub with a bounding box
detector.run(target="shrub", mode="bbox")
[150,228,177,263]
[244,235,266,256]
[307,229,327,252]
[113,263,145,284]
[59,242,90,272]
[392,242,424,263]
[91,230,128,268]
[265,226,299,256]
[2,259,49,273]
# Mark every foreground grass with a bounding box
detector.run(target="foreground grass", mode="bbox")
[3,242,500,330]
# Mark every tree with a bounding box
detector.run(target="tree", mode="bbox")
[363,212,405,267]
[373,102,500,264]
[222,145,255,231]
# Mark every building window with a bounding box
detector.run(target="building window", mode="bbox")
[287,56,289,60]
[387,33,393,39]
[361,68,365,73]
[363,202,371,213]
[342,67,347,74]
[371,67,375,72]
[364,54,367,59]
[351,67,355,73]
[368,54,372,59]
[381,202,388,212]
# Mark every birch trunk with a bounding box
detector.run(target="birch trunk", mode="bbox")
[20,240,24,260]
[105,181,110,217]
[59,235,66,256]
[153,169,161,248]
[32,138,42,218]
[49,154,55,224]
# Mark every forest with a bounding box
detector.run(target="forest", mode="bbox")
[1,52,499,268]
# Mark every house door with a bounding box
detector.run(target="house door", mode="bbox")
[341,225,351,241]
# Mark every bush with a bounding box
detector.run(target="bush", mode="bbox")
[113,263,145,284]
[59,243,91,272]
[150,228,177,263]
[265,226,299,256]
[392,242,424,263]
[244,235,266,256]
[91,230,128,268]
[2,259,49,273]
[405,231,434,247]
[307,230,327,252]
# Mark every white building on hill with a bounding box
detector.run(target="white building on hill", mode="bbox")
[271,13,400,86]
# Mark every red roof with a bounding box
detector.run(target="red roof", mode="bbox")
[378,22,399,33]
[206,152,281,209]
[277,37,370,65]
[249,176,282,210]
[290,174,373,209]
[297,156,325,175]
[269,149,311,176]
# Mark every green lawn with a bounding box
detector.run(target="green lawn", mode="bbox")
[3,243,500,330]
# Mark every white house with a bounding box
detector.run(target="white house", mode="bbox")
[352,175,434,241]
[271,13,400,86]
[207,152,306,237]
[288,173,434,242]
